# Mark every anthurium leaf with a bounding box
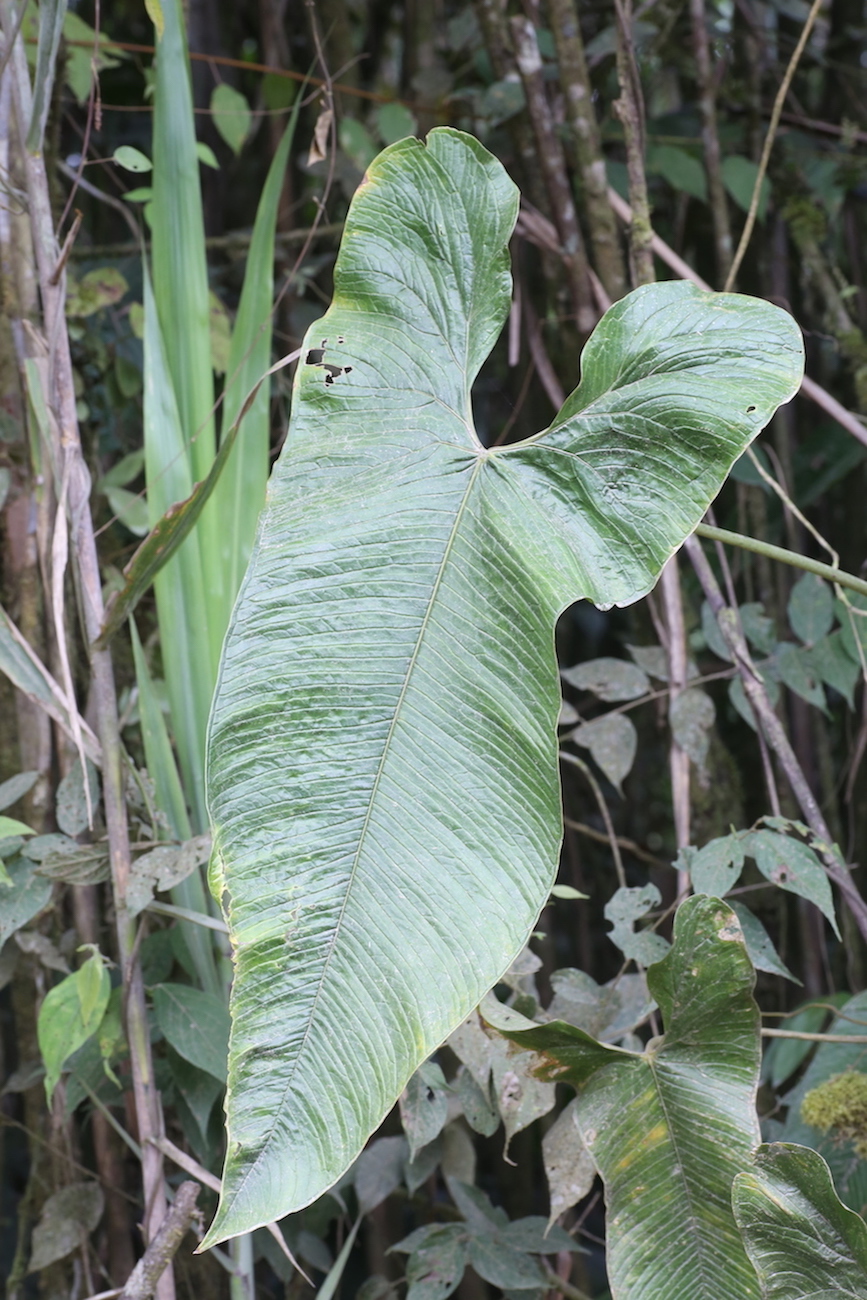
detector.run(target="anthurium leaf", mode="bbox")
[732,1143,867,1298]
[491,896,763,1300]
[203,128,803,1244]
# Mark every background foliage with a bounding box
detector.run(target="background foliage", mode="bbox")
[3,0,867,1297]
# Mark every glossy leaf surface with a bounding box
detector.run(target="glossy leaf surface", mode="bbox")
[489,897,762,1299]
[732,1143,867,1298]
[205,129,803,1243]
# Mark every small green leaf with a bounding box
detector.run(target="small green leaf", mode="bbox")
[196,141,220,169]
[604,884,670,965]
[0,815,36,839]
[56,758,100,837]
[722,156,771,220]
[0,857,53,947]
[356,1135,408,1213]
[100,450,146,489]
[702,600,734,661]
[123,187,153,203]
[66,268,129,318]
[549,884,588,900]
[38,952,111,1102]
[542,1097,596,1225]
[740,602,777,655]
[105,486,150,537]
[455,1067,499,1136]
[375,102,418,145]
[571,714,637,793]
[775,642,827,712]
[669,686,715,772]
[788,573,833,646]
[76,946,111,1026]
[681,832,745,897]
[745,830,839,936]
[399,1063,450,1160]
[808,630,860,708]
[733,1143,867,1298]
[728,901,800,983]
[402,1225,467,1300]
[561,657,650,701]
[28,1182,104,1272]
[211,84,252,154]
[339,117,378,171]
[114,145,153,172]
[647,143,708,202]
[152,983,229,1082]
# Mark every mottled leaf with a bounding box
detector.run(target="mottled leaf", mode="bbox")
[561,658,650,701]
[604,884,670,965]
[670,687,715,772]
[491,896,763,1300]
[28,1182,104,1272]
[745,830,838,936]
[570,714,637,793]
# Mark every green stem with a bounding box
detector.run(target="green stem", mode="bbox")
[694,523,867,599]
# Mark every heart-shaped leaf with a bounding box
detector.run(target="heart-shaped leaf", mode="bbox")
[204,128,803,1244]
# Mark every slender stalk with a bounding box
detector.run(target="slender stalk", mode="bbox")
[660,558,691,893]
[612,0,653,287]
[1,12,173,1297]
[689,0,732,284]
[724,0,825,292]
[509,15,596,332]
[694,523,867,598]
[546,0,626,300]
[684,534,867,944]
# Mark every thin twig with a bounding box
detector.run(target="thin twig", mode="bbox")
[761,1029,867,1043]
[694,523,867,599]
[564,817,670,871]
[119,1182,201,1300]
[724,0,825,291]
[560,751,627,887]
[684,534,867,944]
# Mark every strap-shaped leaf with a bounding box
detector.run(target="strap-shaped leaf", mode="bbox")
[489,896,762,1299]
[204,129,803,1244]
[732,1143,867,1298]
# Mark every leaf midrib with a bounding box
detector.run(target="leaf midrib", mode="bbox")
[227,450,485,1204]
[641,1051,758,1298]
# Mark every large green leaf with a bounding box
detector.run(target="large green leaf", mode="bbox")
[489,896,762,1300]
[203,129,803,1245]
[732,1143,867,1298]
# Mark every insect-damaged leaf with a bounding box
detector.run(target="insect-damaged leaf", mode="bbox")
[203,129,803,1243]
[490,896,763,1300]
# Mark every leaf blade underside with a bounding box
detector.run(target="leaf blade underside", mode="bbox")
[204,128,804,1244]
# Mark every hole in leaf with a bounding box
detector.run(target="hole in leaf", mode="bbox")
[746,404,757,413]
